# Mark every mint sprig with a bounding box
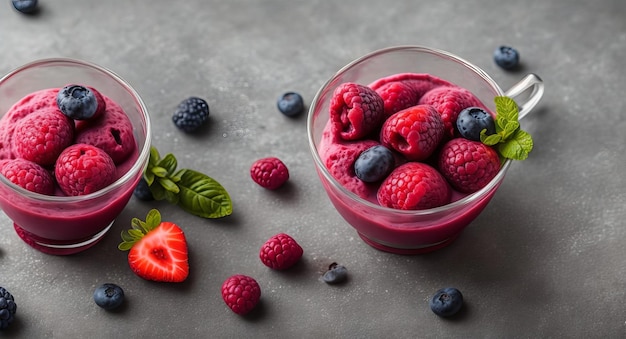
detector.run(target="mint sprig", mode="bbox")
[144,146,233,218]
[480,96,533,160]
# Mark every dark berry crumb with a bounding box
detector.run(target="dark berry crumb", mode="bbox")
[322,263,348,284]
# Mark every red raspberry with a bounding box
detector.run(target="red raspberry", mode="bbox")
[259,233,303,270]
[329,82,384,140]
[0,158,55,195]
[438,138,501,193]
[377,162,451,210]
[12,107,75,166]
[54,144,117,196]
[380,105,445,161]
[221,274,261,315]
[374,81,420,117]
[418,86,486,138]
[250,157,289,190]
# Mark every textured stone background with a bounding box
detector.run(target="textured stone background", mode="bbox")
[1,0,625,337]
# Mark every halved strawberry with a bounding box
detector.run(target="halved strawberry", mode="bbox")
[118,209,189,283]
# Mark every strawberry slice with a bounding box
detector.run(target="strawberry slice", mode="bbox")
[119,209,189,283]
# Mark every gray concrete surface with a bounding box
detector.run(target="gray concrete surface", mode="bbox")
[1,0,626,337]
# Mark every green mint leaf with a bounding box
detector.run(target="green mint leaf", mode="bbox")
[482,96,534,162]
[498,129,533,160]
[157,153,178,174]
[481,133,502,146]
[494,96,519,122]
[175,168,233,218]
[502,120,520,140]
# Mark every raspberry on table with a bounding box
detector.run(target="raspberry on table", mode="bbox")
[377,162,451,210]
[0,158,55,195]
[54,144,117,196]
[380,104,445,161]
[438,138,501,193]
[172,97,210,133]
[329,82,385,140]
[250,157,289,190]
[418,86,486,138]
[259,233,303,270]
[221,275,261,315]
[12,107,75,166]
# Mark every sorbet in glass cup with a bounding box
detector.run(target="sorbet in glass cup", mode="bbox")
[307,46,544,254]
[0,58,151,255]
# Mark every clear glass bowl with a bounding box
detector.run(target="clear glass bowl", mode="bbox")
[307,46,544,254]
[0,58,152,255]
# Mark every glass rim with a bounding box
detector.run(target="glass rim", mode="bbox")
[306,45,512,217]
[0,57,152,202]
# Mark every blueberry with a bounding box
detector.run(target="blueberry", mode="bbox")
[456,107,496,141]
[11,0,38,14]
[0,287,17,330]
[93,283,125,310]
[133,178,154,201]
[56,85,100,120]
[277,92,304,117]
[354,145,395,182]
[429,287,463,317]
[493,46,520,70]
[172,97,210,132]
[322,263,348,284]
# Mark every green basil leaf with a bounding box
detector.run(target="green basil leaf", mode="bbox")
[163,188,180,205]
[175,168,233,218]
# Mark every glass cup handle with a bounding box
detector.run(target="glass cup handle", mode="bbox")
[503,73,545,121]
